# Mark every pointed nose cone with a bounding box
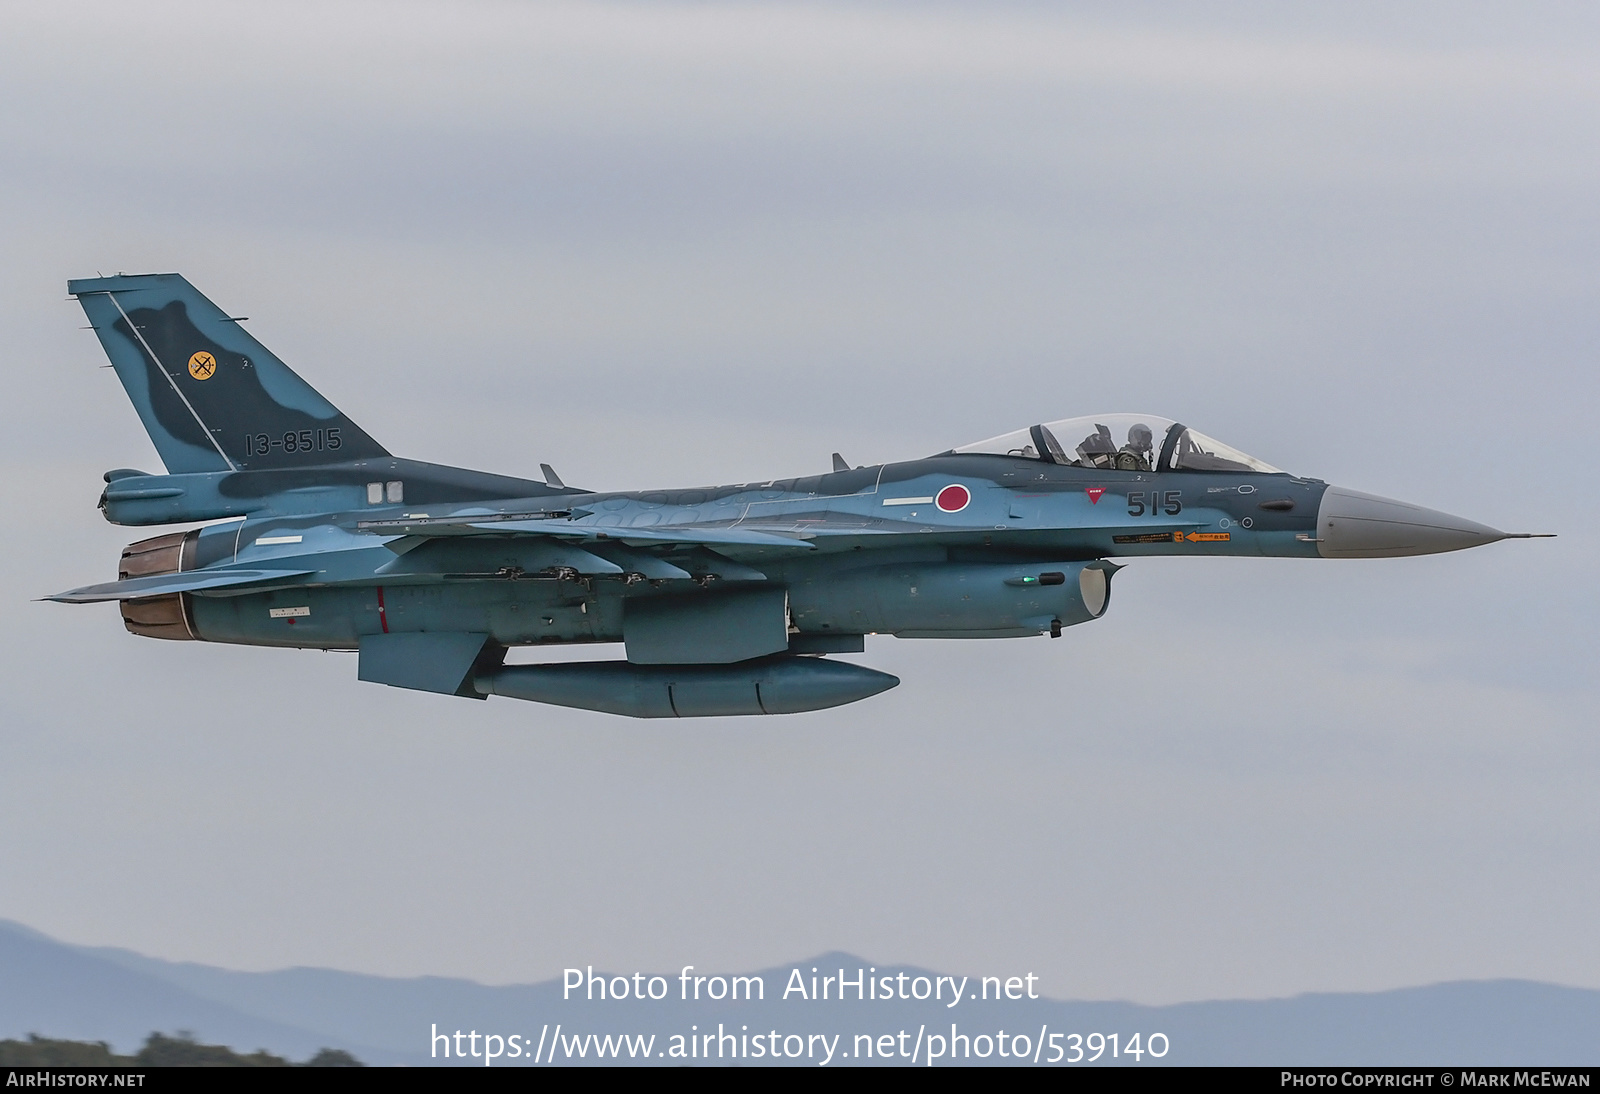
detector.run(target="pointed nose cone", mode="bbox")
[1316,486,1505,558]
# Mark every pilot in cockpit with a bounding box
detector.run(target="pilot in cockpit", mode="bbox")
[1117,422,1154,471]
[1076,422,1155,471]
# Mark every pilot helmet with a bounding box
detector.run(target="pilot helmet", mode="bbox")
[1128,423,1153,452]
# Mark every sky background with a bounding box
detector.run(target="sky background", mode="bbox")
[1,0,1596,1005]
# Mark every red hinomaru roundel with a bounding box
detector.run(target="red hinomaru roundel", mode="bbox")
[936,484,971,513]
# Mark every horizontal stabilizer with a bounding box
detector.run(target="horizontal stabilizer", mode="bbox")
[48,568,314,603]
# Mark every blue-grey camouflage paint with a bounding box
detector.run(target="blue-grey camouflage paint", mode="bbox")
[51,274,1523,718]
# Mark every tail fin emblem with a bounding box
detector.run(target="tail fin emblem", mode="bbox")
[187,351,217,380]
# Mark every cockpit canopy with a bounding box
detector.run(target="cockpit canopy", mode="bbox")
[953,414,1283,474]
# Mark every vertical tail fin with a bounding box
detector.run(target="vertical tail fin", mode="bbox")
[70,273,387,474]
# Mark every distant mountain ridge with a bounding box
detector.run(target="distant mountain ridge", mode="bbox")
[2,920,1596,1066]
[0,920,408,1064]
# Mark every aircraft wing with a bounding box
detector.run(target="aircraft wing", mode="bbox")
[356,514,817,551]
[732,513,1210,538]
[573,524,816,550]
[47,568,316,603]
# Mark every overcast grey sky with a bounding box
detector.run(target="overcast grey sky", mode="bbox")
[1,0,1596,1005]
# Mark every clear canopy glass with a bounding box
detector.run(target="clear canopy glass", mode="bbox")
[953,414,1282,474]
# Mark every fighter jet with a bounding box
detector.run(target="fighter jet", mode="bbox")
[49,274,1550,717]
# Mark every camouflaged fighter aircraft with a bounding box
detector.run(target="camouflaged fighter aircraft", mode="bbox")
[50,274,1550,717]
